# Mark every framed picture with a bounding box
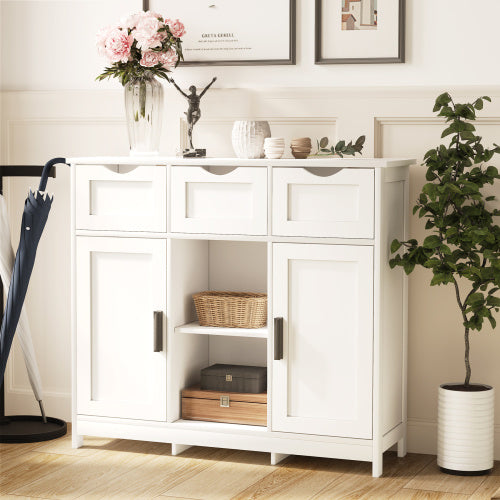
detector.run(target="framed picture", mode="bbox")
[315,0,405,64]
[149,0,296,66]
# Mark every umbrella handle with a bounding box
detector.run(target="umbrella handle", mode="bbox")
[39,158,67,192]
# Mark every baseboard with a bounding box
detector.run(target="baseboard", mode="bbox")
[408,418,500,459]
[5,390,71,422]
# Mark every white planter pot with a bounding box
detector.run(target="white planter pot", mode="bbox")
[438,383,494,474]
[231,121,271,159]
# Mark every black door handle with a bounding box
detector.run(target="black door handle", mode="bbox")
[154,311,163,352]
[274,317,283,360]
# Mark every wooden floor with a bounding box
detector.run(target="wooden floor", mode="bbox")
[1,430,500,499]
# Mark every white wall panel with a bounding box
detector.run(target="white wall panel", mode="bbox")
[0,0,141,91]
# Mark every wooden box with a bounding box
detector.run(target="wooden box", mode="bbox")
[181,386,267,426]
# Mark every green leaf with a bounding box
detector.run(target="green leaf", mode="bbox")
[486,296,500,307]
[423,235,442,249]
[441,125,456,138]
[390,239,402,253]
[319,137,328,148]
[467,292,485,306]
[403,261,415,275]
[335,140,346,151]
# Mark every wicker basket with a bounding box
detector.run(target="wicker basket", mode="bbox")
[193,291,267,329]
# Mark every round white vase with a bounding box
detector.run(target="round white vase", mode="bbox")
[232,121,271,159]
[438,383,494,475]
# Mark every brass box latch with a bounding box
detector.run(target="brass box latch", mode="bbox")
[226,374,232,382]
[220,395,230,408]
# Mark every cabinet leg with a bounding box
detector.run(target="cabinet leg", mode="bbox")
[72,433,83,449]
[397,437,407,458]
[271,453,289,465]
[172,443,191,456]
[372,454,383,478]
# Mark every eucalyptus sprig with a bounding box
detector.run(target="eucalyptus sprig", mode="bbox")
[389,92,500,387]
[311,135,365,157]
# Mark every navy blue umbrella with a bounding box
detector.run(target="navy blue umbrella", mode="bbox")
[0,158,67,388]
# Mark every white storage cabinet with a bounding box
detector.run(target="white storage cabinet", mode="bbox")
[70,156,413,477]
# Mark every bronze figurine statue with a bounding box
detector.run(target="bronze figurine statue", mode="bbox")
[171,77,217,157]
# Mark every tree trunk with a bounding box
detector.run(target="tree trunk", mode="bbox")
[464,326,471,386]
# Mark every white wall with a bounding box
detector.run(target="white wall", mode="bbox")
[2,0,500,458]
[2,0,500,91]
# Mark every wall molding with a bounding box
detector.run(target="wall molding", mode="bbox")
[374,116,500,158]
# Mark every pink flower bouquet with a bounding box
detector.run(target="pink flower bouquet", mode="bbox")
[96,10,185,85]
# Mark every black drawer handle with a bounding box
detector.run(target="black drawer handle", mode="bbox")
[154,311,163,352]
[274,317,283,360]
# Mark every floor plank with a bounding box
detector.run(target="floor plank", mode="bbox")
[307,453,435,500]
[233,456,351,500]
[161,450,274,500]
[31,435,116,457]
[0,495,53,500]
[468,475,500,499]
[403,461,488,495]
[0,452,80,495]
[390,489,470,499]
[81,446,236,499]
[9,439,172,499]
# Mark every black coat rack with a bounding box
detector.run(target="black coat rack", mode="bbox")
[0,164,67,443]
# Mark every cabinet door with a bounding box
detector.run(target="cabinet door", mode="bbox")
[272,243,373,438]
[76,237,167,421]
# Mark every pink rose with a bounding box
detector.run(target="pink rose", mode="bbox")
[133,15,162,50]
[96,25,113,56]
[140,51,160,67]
[119,13,140,30]
[167,19,186,38]
[159,48,178,70]
[100,28,133,63]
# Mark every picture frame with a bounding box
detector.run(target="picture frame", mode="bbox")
[148,0,296,66]
[315,0,405,64]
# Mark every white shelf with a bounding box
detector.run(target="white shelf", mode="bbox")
[174,321,268,339]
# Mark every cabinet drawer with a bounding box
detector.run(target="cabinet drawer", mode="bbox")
[171,166,267,235]
[75,165,167,232]
[272,167,374,238]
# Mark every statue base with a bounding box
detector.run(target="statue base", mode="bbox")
[183,148,206,158]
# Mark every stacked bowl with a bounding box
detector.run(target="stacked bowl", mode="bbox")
[291,137,312,159]
[264,137,285,159]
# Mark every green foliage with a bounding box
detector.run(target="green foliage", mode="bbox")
[312,135,365,157]
[96,62,178,86]
[389,93,500,385]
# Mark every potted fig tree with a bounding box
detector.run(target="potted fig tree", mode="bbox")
[390,93,500,475]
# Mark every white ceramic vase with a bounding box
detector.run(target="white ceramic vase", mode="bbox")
[438,383,494,474]
[232,121,271,159]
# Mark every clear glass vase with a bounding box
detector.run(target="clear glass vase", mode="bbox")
[124,72,164,155]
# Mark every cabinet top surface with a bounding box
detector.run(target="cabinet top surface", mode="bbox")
[67,156,416,168]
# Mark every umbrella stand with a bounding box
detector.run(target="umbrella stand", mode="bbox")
[0,164,66,443]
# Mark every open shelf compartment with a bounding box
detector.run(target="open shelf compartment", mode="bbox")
[167,239,269,426]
